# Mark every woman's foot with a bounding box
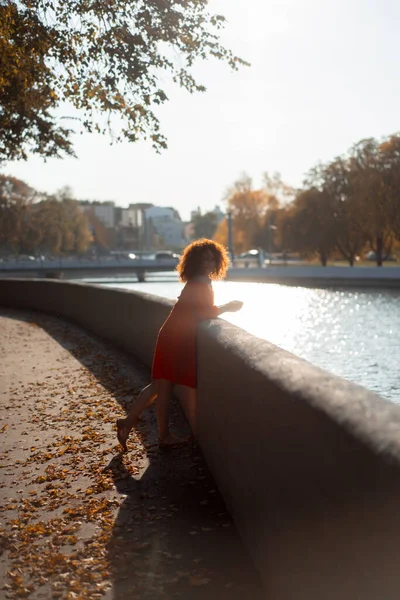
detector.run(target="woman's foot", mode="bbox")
[116,419,129,452]
[158,433,191,448]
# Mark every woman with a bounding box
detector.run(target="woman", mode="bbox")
[116,238,243,449]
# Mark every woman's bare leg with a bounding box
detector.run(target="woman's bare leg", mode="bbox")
[180,386,197,436]
[156,379,190,446]
[116,381,157,451]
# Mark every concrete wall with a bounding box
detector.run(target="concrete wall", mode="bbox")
[197,320,400,599]
[2,278,400,599]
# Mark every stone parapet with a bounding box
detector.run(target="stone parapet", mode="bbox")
[1,278,400,599]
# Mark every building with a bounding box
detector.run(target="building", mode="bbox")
[79,201,116,228]
[145,206,185,250]
[117,203,150,250]
[78,201,118,251]
[78,200,186,251]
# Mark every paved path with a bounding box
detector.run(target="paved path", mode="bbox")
[0,309,263,600]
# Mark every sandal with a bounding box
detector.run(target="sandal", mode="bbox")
[116,419,129,452]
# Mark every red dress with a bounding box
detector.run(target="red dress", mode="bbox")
[152,280,219,388]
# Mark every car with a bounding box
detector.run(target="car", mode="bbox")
[18,255,36,261]
[155,251,180,261]
[237,249,260,260]
[234,249,267,267]
[365,251,396,262]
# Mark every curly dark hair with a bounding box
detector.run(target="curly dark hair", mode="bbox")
[176,239,230,282]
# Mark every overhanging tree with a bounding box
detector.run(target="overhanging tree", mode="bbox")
[0,0,247,162]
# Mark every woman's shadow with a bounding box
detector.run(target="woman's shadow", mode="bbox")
[103,439,264,599]
[2,308,264,599]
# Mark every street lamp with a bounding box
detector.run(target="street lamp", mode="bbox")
[227,210,234,262]
[268,224,278,266]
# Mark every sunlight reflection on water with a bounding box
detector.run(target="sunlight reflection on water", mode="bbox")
[100,274,400,402]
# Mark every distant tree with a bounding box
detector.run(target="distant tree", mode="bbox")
[375,134,400,245]
[253,186,286,250]
[273,206,297,254]
[263,171,295,204]
[248,172,294,254]
[0,177,92,255]
[315,159,366,266]
[216,135,400,265]
[224,174,272,253]
[289,187,337,266]
[350,138,396,266]
[85,208,112,252]
[36,192,93,255]
[0,0,247,162]
[0,175,37,253]
[394,239,400,262]
[192,211,219,240]
[213,218,228,247]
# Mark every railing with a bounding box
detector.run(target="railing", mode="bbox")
[0,256,179,272]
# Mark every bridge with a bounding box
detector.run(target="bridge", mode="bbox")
[0,256,179,282]
[2,258,400,287]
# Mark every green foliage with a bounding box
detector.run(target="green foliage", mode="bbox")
[0,0,247,161]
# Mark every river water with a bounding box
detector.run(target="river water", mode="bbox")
[98,274,400,403]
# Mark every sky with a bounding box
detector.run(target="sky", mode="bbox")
[3,0,400,221]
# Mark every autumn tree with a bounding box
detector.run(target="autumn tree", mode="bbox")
[263,171,295,204]
[0,175,38,253]
[236,172,293,254]
[349,138,397,266]
[0,0,247,162]
[311,159,366,266]
[213,217,228,247]
[289,187,337,266]
[216,136,400,266]
[272,205,297,255]
[35,191,93,255]
[375,135,400,243]
[0,176,92,255]
[224,174,272,253]
[0,3,73,162]
[252,205,279,254]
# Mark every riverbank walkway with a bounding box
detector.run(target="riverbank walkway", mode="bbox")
[0,308,263,600]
